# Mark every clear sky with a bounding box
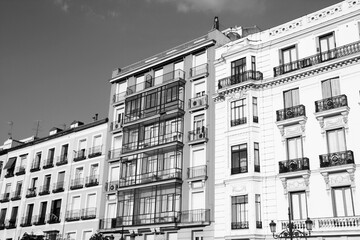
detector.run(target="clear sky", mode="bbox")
[0,0,342,142]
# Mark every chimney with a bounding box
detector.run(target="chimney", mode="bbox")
[93,113,99,122]
[214,16,219,30]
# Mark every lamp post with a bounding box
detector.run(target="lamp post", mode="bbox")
[269,207,313,240]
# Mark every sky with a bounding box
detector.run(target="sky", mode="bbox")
[0,0,342,143]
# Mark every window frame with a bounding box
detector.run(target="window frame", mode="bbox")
[231,143,248,174]
[332,186,355,217]
[230,99,247,126]
[289,191,308,220]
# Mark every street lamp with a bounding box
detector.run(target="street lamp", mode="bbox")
[269,207,313,240]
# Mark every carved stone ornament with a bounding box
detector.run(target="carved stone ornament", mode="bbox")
[321,172,330,190]
[228,90,247,101]
[281,178,288,195]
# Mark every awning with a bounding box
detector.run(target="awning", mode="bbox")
[3,157,16,169]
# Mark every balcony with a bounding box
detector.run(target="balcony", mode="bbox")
[52,181,65,193]
[20,217,32,227]
[132,211,180,226]
[15,166,26,176]
[276,105,306,122]
[0,193,10,203]
[110,120,124,132]
[187,165,207,180]
[256,221,262,229]
[218,71,263,90]
[231,221,249,229]
[119,168,182,188]
[108,148,122,160]
[85,175,99,187]
[105,181,120,192]
[81,208,96,220]
[231,117,247,127]
[73,149,86,162]
[43,158,54,169]
[188,95,208,112]
[32,215,46,225]
[65,210,81,222]
[88,145,103,158]
[274,40,360,77]
[231,166,248,175]
[38,185,51,196]
[99,218,117,230]
[4,219,17,229]
[10,190,22,201]
[113,91,126,104]
[179,209,210,226]
[122,131,183,154]
[56,155,68,166]
[315,94,348,113]
[70,178,84,190]
[126,69,185,96]
[4,169,14,178]
[320,150,354,168]
[30,159,41,172]
[279,158,310,174]
[47,213,61,224]
[25,188,37,198]
[188,127,208,144]
[189,63,208,80]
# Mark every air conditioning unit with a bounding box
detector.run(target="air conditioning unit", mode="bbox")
[109,183,118,191]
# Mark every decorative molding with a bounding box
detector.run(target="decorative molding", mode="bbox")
[307,4,342,23]
[321,172,330,190]
[321,166,356,191]
[269,20,302,37]
[348,0,360,8]
[315,109,350,134]
[280,171,310,195]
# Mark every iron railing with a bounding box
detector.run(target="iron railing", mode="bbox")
[276,105,306,121]
[73,149,86,162]
[70,178,84,190]
[65,210,81,221]
[110,120,124,132]
[0,193,10,202]
[315,94,348,112]
[30,159,41,172]
[113,92,126,103]
[81,208,96,220]
[25,188,36,198]
[38,185,51,196]
[231,117,247,127]
[15,166,26,176]
[4,219,17,229]
[43,158,54,169]
[108,148,122,160]
[85,175,99,187]
[56,154,68,166]
[320,150,354,168]
[52,181,65,193]
[231,221,249,229]
[10,190,22,201]
[180,209,210,224]
[218,71,263,89]
[20,216,32,227]
[231,166,248,175]
[47,213,61,224]
[279,157,310,173]
[32,215,46,225]
[190,63,208,77]
[187,165,207,179]
[88,145,102,158]
[188,127,208,142]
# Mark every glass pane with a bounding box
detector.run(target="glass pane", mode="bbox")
[291,194,300,219]
[344,188,354,216]
[334,189,345,216]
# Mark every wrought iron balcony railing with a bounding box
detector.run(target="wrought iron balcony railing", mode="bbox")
[70,178,84,190]
[274,40,360,77]
[52,181,65,193]
[56,154,68,166]
[231,166,248,175]
[85,175,99,187]
[10,190,22,201]
[126,69,185,95]
[99,218,117,230]
[73,149,86,162]
[88,145,102,158]
[105,181,120,192]
[43,158,54,169]
[315,94,348,113]
[81,207,96,220]
[113,92,126,104]
[231,117,247,127]
[38,185,51,196]
[32,215,46,225]
[190,63,208,78]
[279,157,310,173]
[20,216,32,227]
[180,209,210,224]
[47,213,61,224]
[319,150,354,168]
[5,169,14,178]
[231,221,249,229]
[187,165,207,179]
[132,211,180,225]
[65,210,81,222]
[188,95,208,110]
[15,166,26,176]
[0,192,10,202]
[25,188,36,198]
[4,219,17,229]
[108,148,122,160]
[276,105,306,121]
[188,127,208,143]
[30,159,41,172]
[110,120,124,132]
[218,71,263,89]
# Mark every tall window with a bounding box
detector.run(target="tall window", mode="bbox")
[283,88,299,108]
[231,99,246,126]
[78,139,87,157]
[154,68,163,85]
[287,136,303,160]
[26,204,34,223]
[193,114,205,131]
[48,148,55,163]
[0,208,6,225]
[290,191,307,220]
[332,186,354,217]
[252,97,258,123]
[327,128,346,153]
[231,144,248,174]
[281,45,297,72]
[10,206,18,221]
[231,57,246,81]
[50,199,62,219]
[319,32,336,61]
[255,194,262,228]
[60,144,69,161]
[231,195,248,229]
[254,143,260,172]
[321,77,340,99]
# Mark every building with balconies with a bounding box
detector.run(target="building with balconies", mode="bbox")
[0,118,108,240]
[101,21,231,240]
[213,1,360,239]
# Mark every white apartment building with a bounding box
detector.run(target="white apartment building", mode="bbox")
[0,119,108,240]
[213,1,360,240]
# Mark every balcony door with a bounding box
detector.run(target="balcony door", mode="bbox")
[332,186,354,217]
[231,57,246,82]
[319,33,336,61]
[281,46,297,72]
[57,172,65,188]
[290,191,307,220]
[192,149,205,167]
[26,204,34,223]
[283,88,299,108]
[321,78,340,99]
[191,191,204,211]
[51,199,61,219]
[327,128,346,154]
[72,196,80,212]
[39,202,47,222]
[287,136,303,160]
[154,68,163,86]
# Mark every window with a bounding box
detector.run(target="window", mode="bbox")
[10,206,18,221]
[35,152,42,165]
[174,61,184,71]
[231,99,246,126]
[194,82,205,98]
[90,164,99,177]
[252,97,258,123]
[44,175,51,191]
[57,172,65,188]
[67,232,76,240]
[192,191,205,211]
[154,68,163,85]
[255,194,262,228]
[319,32,336,61]
[193,114,205,131]
[30,177,38,189]
[165,85,179,103]
[20,154,27,168]
[327,128,346,153]
[281,45,297,72]
[231,57,246,80]
[72,196,80,211]
[332,186,354,217]
[287,136,303,160]
[283,88,299,108]
[251,56,256,72]
[290,191,307,220]
[50,199,62,220]
[60,144,68,161]
[254,143,260,172]
[135,75,145,91]
[321,77,340,99]
[231,195,248,229]
[78,139,87,157]
[0,208,6,225]
[75,167,84,179]
[145,91,158,109]
[48,148,55,162]
[231,144,248,174]
[194,51,206,67]
[15,181,22,196]
[115,108,125,124]
[26,204,34,223]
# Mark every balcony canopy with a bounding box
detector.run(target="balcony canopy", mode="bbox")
[3,157,16,169]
